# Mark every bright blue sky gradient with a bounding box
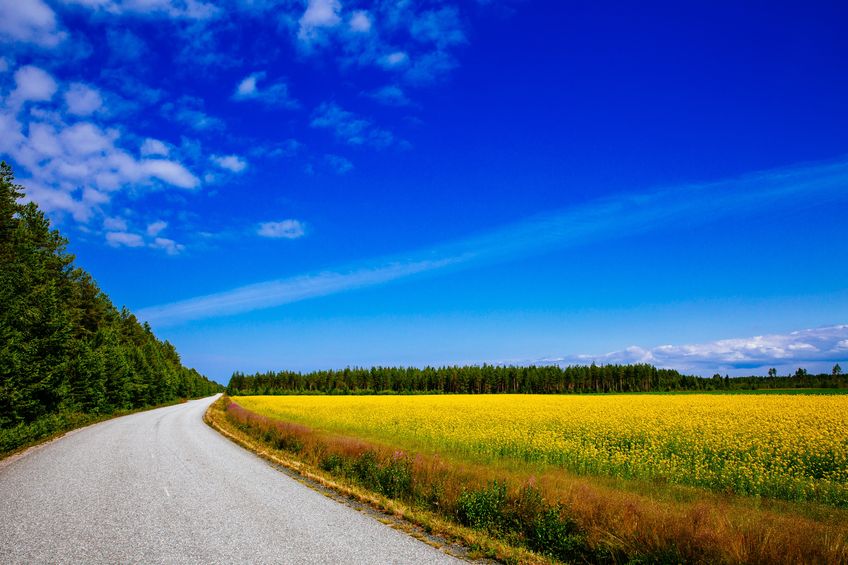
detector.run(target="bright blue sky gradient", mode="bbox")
[2,1,847,382]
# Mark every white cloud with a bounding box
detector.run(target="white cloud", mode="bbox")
[146,220,167,236]
[141,159,200,189]
[0,61,201,233]
[553,325,848,376]
[257,219,306,239]
[0,94,200,221]
[311,102,394,148]
[140,138,169,157]
[150,236,184,255]
[349,10,372,33]
[106,227,184,254]
[378,51,409,69]
[234,74,259,97]
[232,72,297,107]
[211,154,248,173]
[103,216,128,230]
[24,181,95,222]
[284,1,466,84]
[59,122,117,155]
[0,58,9,73]
[64,83,103,116]
[298,0,342,44]
[10,65,58,105]
[0,0,66,48]
[106,230,145,247]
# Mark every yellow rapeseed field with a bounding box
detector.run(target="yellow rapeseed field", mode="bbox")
[234,394,848,504]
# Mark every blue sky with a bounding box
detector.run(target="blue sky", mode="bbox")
[1,1,847,382]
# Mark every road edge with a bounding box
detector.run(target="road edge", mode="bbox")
[203,396,543,564]
[0,395,219,467]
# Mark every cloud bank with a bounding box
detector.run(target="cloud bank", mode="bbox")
[547,325,848,376]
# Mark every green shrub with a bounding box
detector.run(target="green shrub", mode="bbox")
[378,456,412,498]
[352,450,382,491]
[457,481,508,531]
[319,453,345,474]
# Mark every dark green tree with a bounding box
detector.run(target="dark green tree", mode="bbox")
[0,163,222,450]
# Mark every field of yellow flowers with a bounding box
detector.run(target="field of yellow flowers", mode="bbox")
[235,394,848,505]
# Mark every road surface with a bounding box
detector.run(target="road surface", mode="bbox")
[0,395,462,564]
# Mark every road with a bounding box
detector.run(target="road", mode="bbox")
[0,395,462,564]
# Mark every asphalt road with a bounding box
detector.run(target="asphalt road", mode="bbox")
[0,395,462,564]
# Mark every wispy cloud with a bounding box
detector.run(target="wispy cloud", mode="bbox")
[211,154,248,173]
[146,220,168,236]
[324,153,353,174]
[140,138,169,157]
[102,218,185,255]
[409,7,466,49]
[161,96,224,131]
[546,325,848,376]
[106,230,144,248]
[139,157,848,326]
[139,258,461,326]
[257,219,306,239]
[289,0,468,86]
[311,102,394,147]
[232,71,298,108]
[150,236,185,255]
[64,0,219,21]
[366,85,410,106]
[348,10,372,34]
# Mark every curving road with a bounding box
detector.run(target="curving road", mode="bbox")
[0,395,462,564]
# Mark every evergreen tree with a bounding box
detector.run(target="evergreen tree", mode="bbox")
[0,162,222,450]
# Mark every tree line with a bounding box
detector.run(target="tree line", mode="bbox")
[227,363,847,396]
[1,163,221,451]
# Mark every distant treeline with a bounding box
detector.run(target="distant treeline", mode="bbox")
[228,364,847,396]
[1,163,222,451]
[227,364,848,395]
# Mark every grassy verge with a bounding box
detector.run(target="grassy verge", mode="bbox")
[205,396,551,564]
[0,398,196,460]
[209,396,848,564]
